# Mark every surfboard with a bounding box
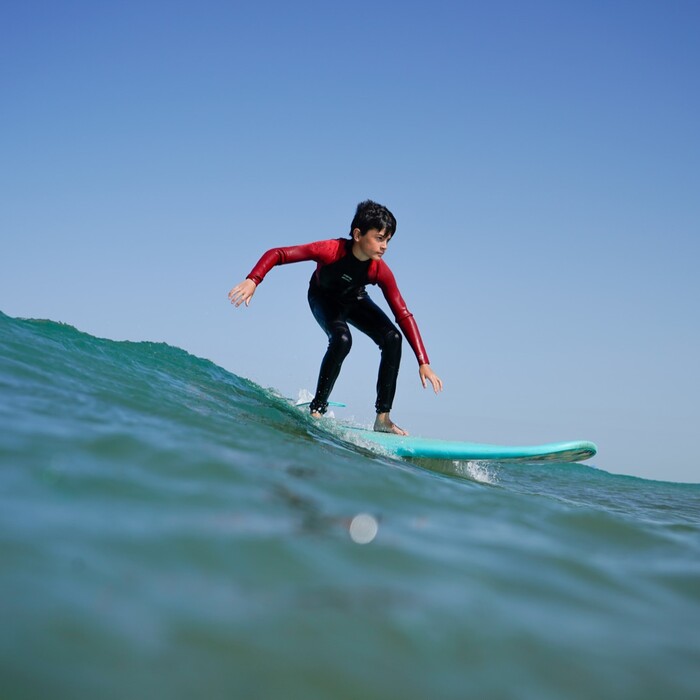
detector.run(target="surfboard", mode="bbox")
[338,427,597,463]
[292,399,596,462]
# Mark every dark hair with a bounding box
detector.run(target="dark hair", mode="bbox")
[349,200,397,238]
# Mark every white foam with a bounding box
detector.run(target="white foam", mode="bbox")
[295,388,315,405]
[452,460,498,485]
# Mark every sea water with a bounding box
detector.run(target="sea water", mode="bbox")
[1,311,699,700]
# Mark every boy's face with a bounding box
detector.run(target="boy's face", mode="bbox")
[352,228,392,261]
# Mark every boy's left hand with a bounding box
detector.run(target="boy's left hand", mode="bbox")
[419,364,443,394]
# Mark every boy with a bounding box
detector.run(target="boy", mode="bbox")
[228,200,443,435]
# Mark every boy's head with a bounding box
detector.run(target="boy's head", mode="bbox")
[350,200,397,238]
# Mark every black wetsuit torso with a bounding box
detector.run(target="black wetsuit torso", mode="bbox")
[310,241,371,301]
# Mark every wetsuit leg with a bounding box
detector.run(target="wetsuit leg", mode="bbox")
[346,296,402,414]
[307,289,352,414]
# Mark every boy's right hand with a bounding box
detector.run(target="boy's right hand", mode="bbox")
[228,279,257,307]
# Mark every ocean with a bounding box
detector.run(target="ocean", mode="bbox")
[1,311,699,700]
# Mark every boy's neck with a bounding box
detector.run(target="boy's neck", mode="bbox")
[351,241,370,261]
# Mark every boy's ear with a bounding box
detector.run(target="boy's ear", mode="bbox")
[352,227,362,241]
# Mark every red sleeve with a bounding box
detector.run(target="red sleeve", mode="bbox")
[246,239,345,286]
[373,262,430,366]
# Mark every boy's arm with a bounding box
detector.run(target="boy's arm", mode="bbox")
[375,264,430,365]
[230,239,342,309]
[376,263,443,393]
[246,240,341,286]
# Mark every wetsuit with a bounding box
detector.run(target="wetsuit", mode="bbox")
[247,238,429,414]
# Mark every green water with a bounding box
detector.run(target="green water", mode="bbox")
[1,312,699,700]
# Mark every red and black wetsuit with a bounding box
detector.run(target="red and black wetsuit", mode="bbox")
[247,238,429,414]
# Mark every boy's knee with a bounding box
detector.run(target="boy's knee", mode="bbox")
[329,329,352,357]
[383,329,402,350]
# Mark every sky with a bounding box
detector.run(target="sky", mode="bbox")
[2,0,699,483]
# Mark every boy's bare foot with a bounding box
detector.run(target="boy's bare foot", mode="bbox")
[374,412,408,436]
[310,411,323,419]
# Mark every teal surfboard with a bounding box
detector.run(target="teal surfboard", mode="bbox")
[339,427,597,463]
[293,400,596,462]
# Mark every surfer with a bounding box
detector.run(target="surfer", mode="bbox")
[228,200,443,435]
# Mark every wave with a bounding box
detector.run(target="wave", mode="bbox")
[2,310,700,700]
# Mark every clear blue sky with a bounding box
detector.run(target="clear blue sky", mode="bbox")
[2,0,699,482]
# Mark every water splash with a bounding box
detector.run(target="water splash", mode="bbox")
[449,460,499,485]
